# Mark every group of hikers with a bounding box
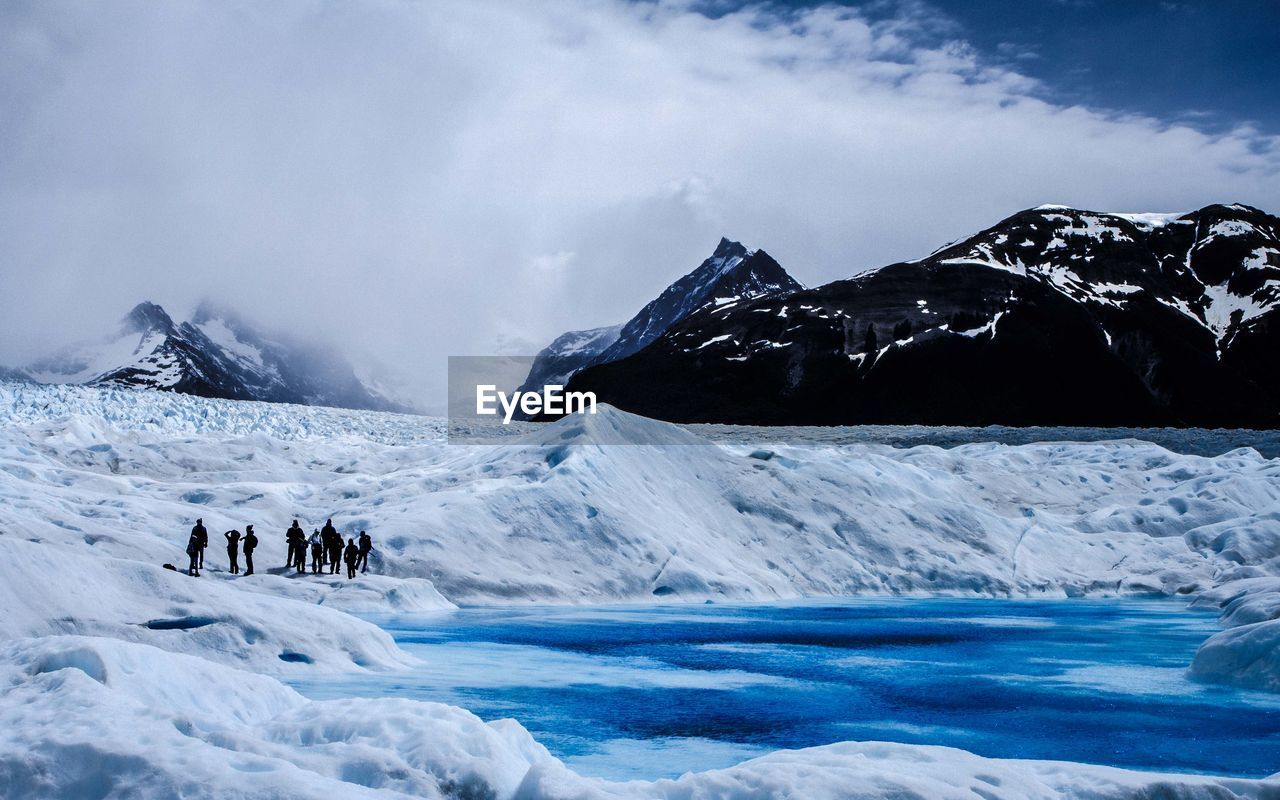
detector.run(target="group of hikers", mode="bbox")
[184,518,373,580]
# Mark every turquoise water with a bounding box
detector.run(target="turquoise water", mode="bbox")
[289,599,1280,781]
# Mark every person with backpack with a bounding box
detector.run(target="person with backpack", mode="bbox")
[192,519,209,570]
[343,538,359,580]
[185,529,201,577]
[242,525,257,576]
[224,529,241,575]
[357,531,373,574]
[309,529,324,574]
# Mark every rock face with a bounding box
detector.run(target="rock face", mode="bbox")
[22,301,410,412]
[566,204,1280,427]
[598,237,803,365]
[518,238,802,396]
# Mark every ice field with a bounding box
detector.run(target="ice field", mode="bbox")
[1,380,1279,798]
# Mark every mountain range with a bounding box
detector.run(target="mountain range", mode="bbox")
[547,203,1280,428]
[11,202,1277,426]
[11,301,411,413]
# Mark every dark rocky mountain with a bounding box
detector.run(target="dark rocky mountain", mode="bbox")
[597,238,802,364]
[565,204,1280,428]
[519,237,802,396]
[20,301,412,412]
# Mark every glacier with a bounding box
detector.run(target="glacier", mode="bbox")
[1,380,1278,798]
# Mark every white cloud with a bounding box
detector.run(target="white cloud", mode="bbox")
[1,0,1277,406]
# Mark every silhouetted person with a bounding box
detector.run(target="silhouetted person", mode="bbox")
[325,527,342,574]
[186,531,200,577]
[343,538,359,579]
[224,529,241,574]
[357,531,372,574]
[192,519,208,569]
[286,520,306,573]
[309,530,324,574]
[242,525,257,576]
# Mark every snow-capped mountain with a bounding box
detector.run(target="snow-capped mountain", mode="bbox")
[22,301,412,412]
[566,204,1280,427]
[598,237,803,364]
[518,324,623,395]
[519,237,801,395]
[926,203,1280,350]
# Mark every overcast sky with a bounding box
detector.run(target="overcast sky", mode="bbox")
[2,0,1278,407]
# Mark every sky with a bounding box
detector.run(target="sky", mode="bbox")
[1,0,1278,408]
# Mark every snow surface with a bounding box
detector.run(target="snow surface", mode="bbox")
[2,380,1280,797]
[1190,577,1280,692]
[5,380,1280,606]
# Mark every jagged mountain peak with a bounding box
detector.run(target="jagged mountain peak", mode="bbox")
[121,301,177,335]
[597,238,802,365]
[712,236,750,259]
[517,236,803,402]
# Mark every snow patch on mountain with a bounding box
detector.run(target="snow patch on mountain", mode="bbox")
[928,204,1280,346]
[517,325,624,398]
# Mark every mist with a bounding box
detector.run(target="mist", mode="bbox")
[2,0,1278,408]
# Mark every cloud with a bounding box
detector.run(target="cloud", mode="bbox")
[1,0,1277,407]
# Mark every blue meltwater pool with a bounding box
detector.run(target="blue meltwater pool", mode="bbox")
[287,599,1280,781]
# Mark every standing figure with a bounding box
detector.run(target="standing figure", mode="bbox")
[309,529,324,574]
[343,538,359,580]
[325,526,342,574]
[357,530,373,574]
[192,518,209,569]
[242,525,257,576]
[286,520,306,573]
[186,529,201,576]
[224,529,241,575]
